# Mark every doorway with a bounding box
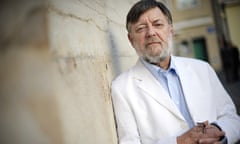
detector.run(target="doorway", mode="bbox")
[192,37,209,62]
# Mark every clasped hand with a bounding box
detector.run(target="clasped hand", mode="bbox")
[177,121,225,144]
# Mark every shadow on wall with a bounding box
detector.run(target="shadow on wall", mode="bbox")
[107,26,122,77]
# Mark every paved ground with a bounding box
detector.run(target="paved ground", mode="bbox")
[217,70,240,144]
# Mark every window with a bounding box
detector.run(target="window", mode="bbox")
[176,0,200,10]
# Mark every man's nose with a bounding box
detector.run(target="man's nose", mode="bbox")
[146,26,156,37]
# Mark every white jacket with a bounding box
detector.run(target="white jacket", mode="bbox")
[111,56,240,144]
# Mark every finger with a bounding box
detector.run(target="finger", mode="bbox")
[198,137,219,144]
[192,125,204,133]
[197,121,209,127]
[204,125,225,136]
[203,120,209,126]
[204,128,225,137]
[213,142,222,144]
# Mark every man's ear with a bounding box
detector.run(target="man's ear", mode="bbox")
[128,33,134,47]
[169,25,174,36]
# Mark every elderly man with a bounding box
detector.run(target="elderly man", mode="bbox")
[111,1,240,144]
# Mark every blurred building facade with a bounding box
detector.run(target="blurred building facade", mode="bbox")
[165,0,240,72]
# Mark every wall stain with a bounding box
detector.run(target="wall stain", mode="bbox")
[77,0,124,27]
[48,6,107,32]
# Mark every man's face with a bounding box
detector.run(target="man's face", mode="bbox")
[128,7,173,63]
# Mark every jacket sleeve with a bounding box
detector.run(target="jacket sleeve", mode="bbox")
[111,80,178,144]
[207,64,240,144]
[111,81,142,144]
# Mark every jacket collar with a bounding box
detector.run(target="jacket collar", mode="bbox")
[132,58,185,121]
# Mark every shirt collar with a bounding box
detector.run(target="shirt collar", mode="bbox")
[140,56,178,77]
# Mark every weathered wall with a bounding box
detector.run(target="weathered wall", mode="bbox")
[0,0,138,144]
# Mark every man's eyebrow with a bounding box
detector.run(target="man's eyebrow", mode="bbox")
[152,18,164,23]
[135,18,165,27]
[135,22,147,27]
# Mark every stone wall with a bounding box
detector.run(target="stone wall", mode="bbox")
[0,0,138,144]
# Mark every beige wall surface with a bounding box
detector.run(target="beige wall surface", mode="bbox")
[226,4,240,51]
[0,0,138,144]
[171,0,213,22]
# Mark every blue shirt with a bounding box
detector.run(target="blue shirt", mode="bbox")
[140,56,195,128]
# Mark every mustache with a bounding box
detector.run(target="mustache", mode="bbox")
[145,38,162,45]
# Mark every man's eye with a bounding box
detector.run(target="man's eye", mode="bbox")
[136,26,146,32]
[155,23,164,27]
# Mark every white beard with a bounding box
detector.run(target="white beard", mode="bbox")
[140,36,173,64]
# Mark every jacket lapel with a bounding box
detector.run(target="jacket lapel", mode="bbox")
[132,60,185,121]
[174,58,208,123]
